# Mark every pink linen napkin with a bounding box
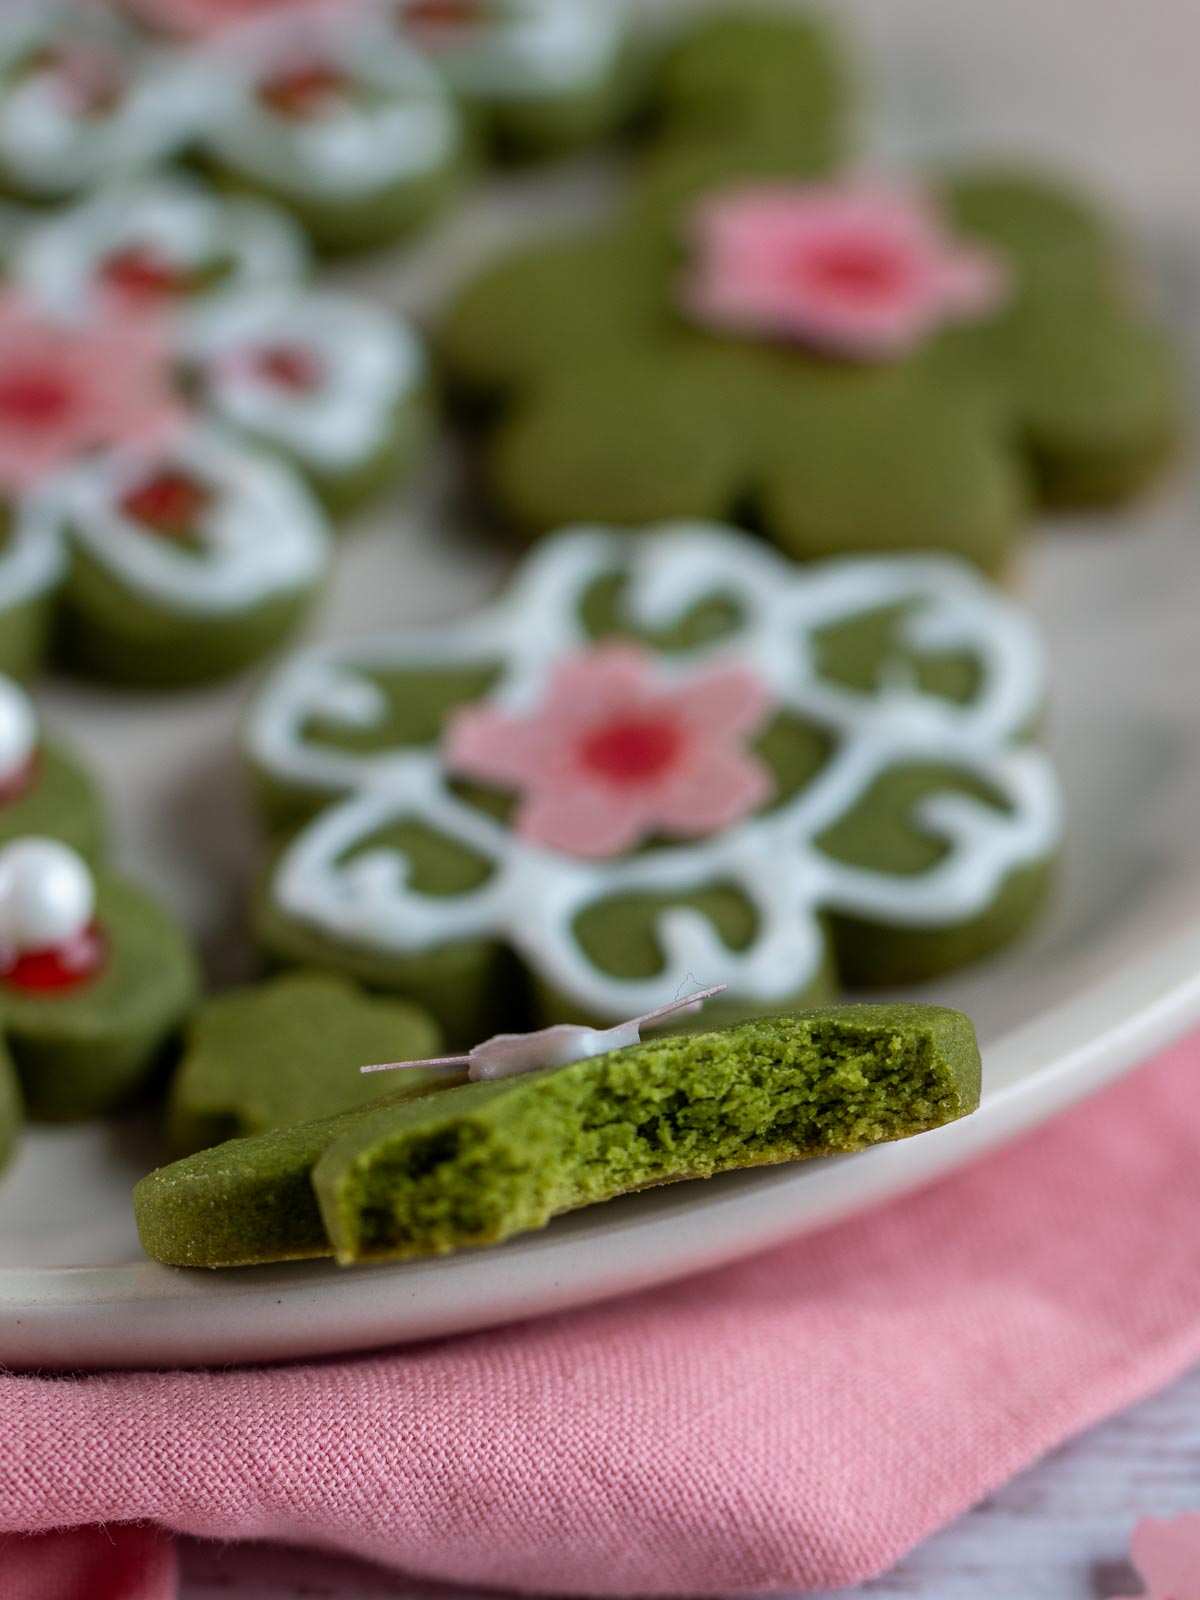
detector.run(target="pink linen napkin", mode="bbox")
[5,1028,1200,1598]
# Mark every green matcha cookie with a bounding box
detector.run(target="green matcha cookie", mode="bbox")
[134,1001,981,1267]
[166,969,445,1156]
[194,15,467,254]
[441,11,1178,571]
[0,675,105,862]
[389,0,636,160]
[0,839,199,1121]
[245,522,1062,1042]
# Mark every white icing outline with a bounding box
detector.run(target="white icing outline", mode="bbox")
[0,2,205,196]
[247,523,1063,1019]
[12,178,309,328]
[0,492,67,616]
[48,423,330,617]
[187,288,425,470]
[195,14,461,200]
[390,0,629,102]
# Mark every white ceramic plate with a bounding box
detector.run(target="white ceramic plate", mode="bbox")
[3,0,1200,1369]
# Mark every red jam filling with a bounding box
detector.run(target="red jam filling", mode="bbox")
[578,716,684,786]
[251,344,325,393]
[0,921,107,994]
[99,247,191,305]
[120,471,211,539]
[259,61,348,120]
[0,751,40,807]
[404,0,483,36]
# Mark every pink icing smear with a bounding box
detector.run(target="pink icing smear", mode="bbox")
[683,178,1009,359]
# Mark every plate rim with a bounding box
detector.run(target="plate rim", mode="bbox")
[5,907,1200,1370]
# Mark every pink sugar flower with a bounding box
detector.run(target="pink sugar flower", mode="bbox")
[444,643,775,859]
[0,296,180,494]
[684,179,1008,360]
[117,0,335,38]
[1116,1515,1200,1600]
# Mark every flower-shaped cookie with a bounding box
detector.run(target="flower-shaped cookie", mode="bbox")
[442,10,1178,573]
[0,180,427,684]
[245,521,1062,1041]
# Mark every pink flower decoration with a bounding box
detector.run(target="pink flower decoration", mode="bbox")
[117,0,335,39]
[1117,1515,1200,1600]
[684,179,1009,360]
[444,643,775,859]
[0,296,180,494]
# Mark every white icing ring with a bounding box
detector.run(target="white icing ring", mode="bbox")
[247,523,1063,1019]
[195,14,461,201]
[0,2,204,196]
[390,0,629,102]
[0,492,67,617]
[12,178,309,328]
[50,423,330,618]
[187,288,425,470]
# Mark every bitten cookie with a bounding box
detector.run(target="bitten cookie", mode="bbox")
[245,521,1062,1043]
[166,969,445,1156]
[0,838,198,1120]
[134,1001,981,1267]
[0,675,105,861]
[441,10,1178,571]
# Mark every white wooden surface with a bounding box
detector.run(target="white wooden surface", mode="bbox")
[176,1365,1200,1596]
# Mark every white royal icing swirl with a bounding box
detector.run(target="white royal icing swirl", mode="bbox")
[0,674,37,781]
[0,492,67,617]
[12,178,309,327]
[196,14,461,201]
[187,288,425,470]
[391,0,629,102]
[0,2,204,196]
[0,837,94,952]
[246,523,1063,1020]
[49,423,330,618]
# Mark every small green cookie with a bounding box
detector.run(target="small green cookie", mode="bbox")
[166,970,445,1156]
[0,846,199,1122]
[390,0,639,160]
[53,425,330,690]
[440,11,1178,570]
[0,674,105,862]
[196,22,467,254]
[134,1002,980,1268]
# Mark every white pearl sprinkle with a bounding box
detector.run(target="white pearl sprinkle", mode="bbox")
[0,675,37,784]
[0,838,95,954]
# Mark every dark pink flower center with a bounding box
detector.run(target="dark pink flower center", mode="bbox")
[121,471,211,538]
[0,368,76,431]
[578,716,683,786]
[259,61,348,120]
[0,921,106,994]
[252,344,325,393]
[100,247,190,304]
[795,236,909,303]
